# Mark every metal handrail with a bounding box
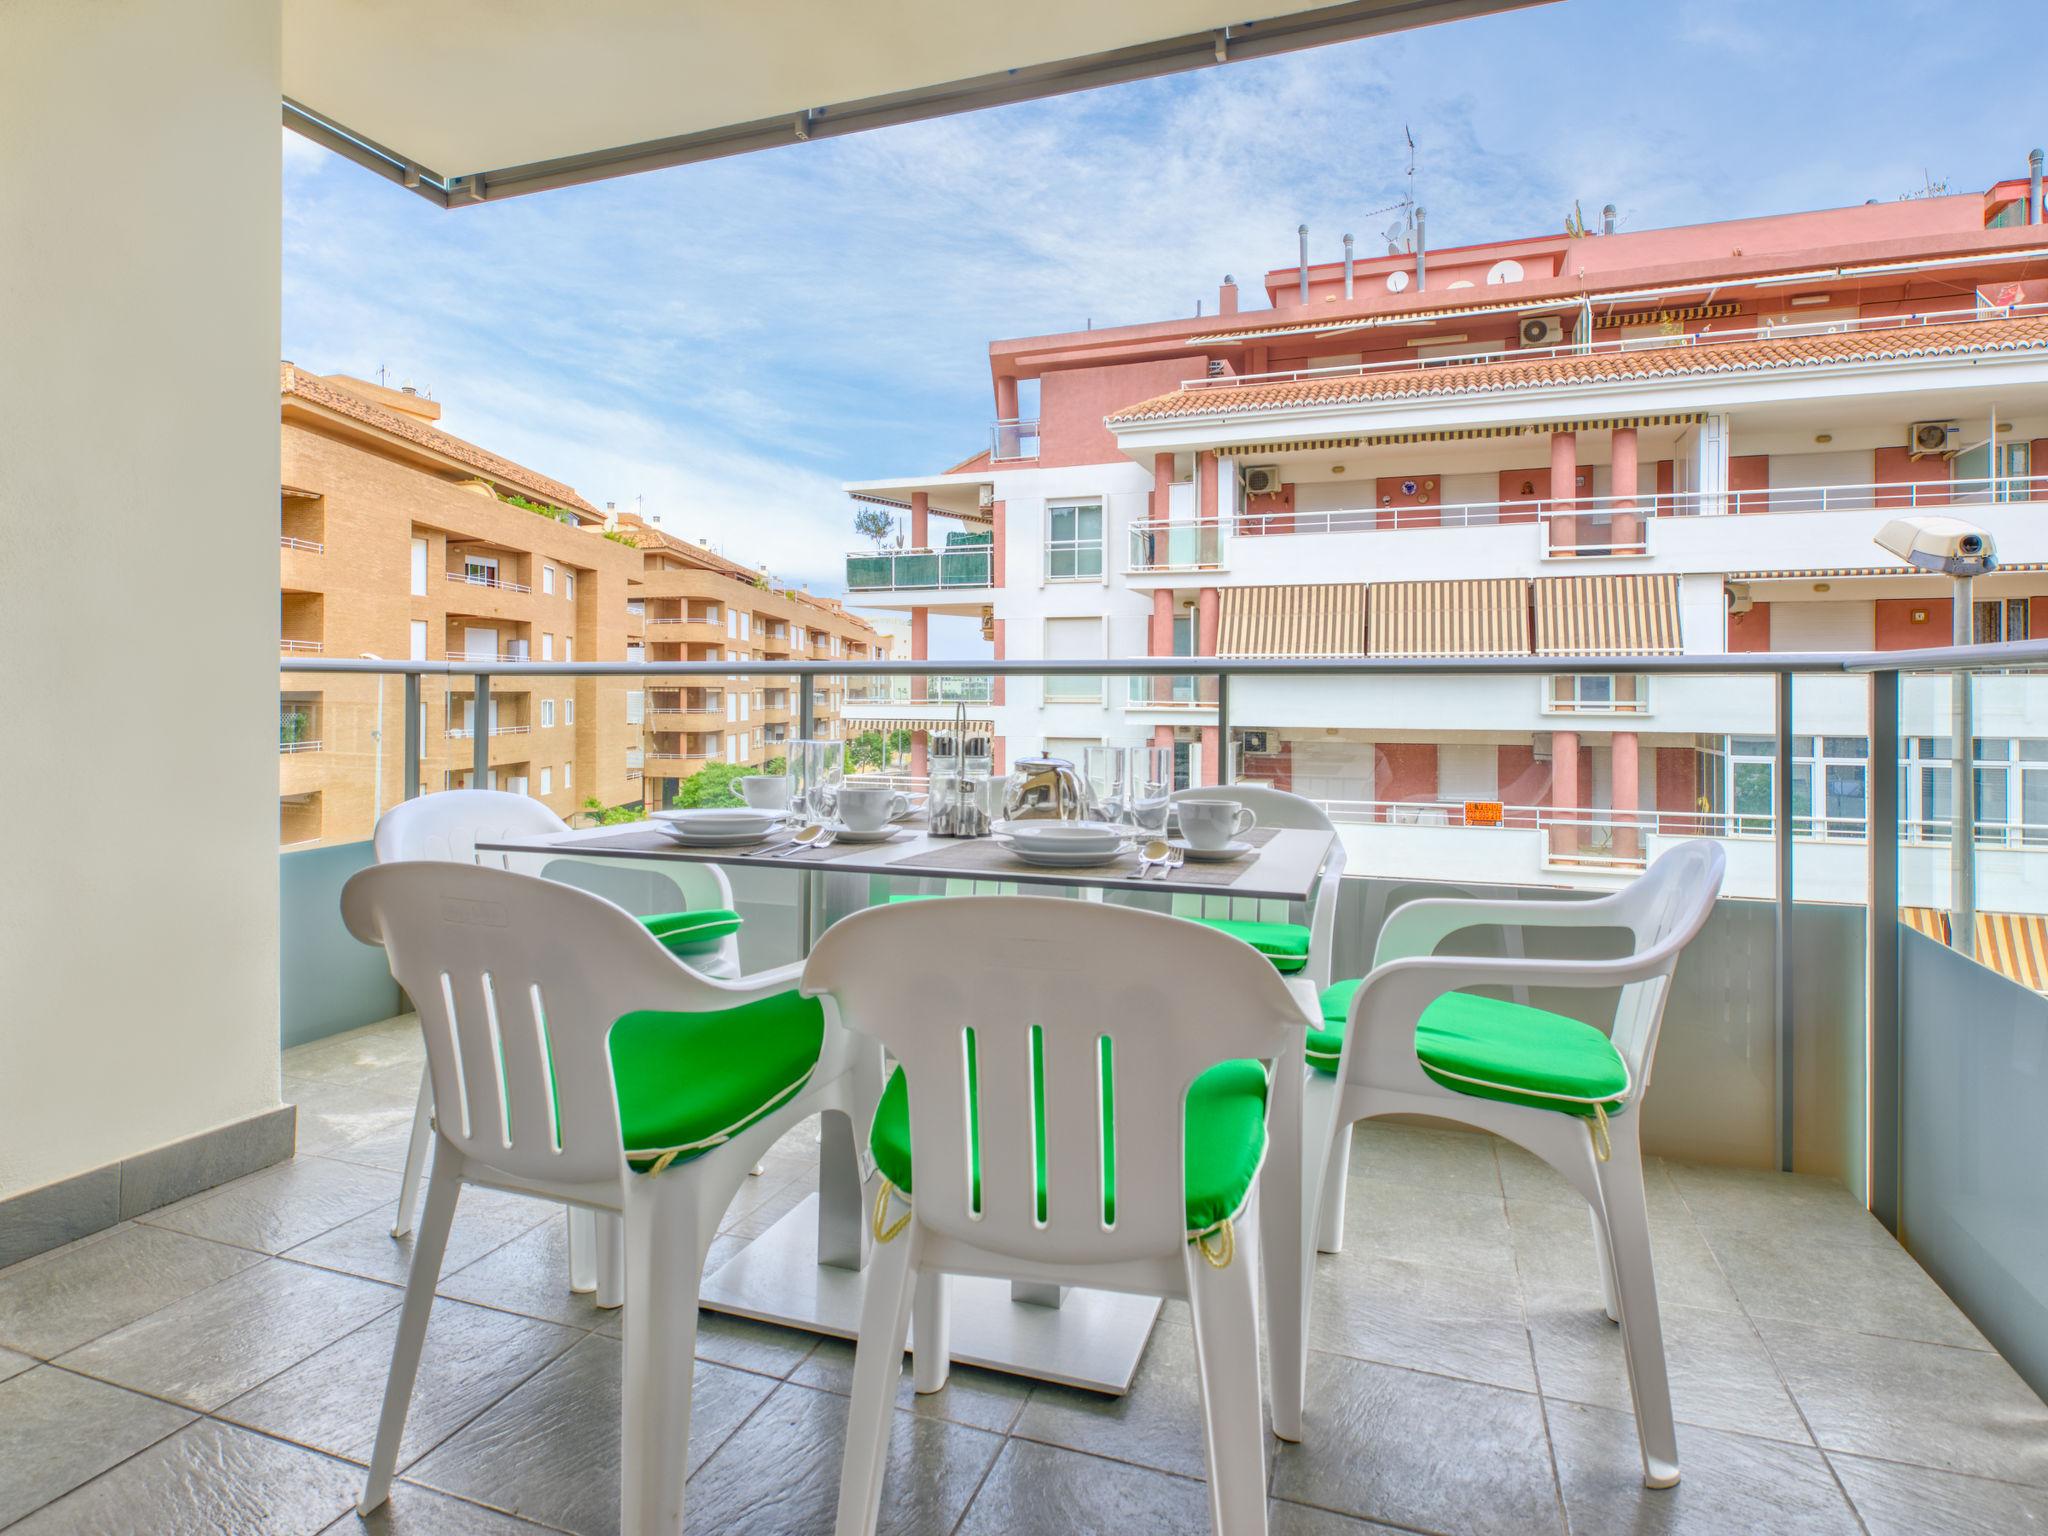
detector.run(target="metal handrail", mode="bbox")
[447,570,533,594]
[279,535,325,554]
[1180,299,2048,390]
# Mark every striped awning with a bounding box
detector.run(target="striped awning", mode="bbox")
[1217,583,1369,658]
[1901,907,1950,942]
[1728,562,2048,582]
[1368,578,1529,658]
[1974,912,2048,992]
[1214,412,1705,457]
[1533,573,1683,656]
[1591,301,1741,329]
[849,716,993,735]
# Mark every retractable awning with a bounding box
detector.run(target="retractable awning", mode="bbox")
[854,717,995,736]
[1532,573,1683,657]
[283,0,1550,206]
[1974,912,2048,992]
[1368,578,1529,657]
[1217,583,1369,657]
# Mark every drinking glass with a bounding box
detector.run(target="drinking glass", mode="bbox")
[1124,746,1173,839]
[1083,745,1128,823]
[789,739,845,824]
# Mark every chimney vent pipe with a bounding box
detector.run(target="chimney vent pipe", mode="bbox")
[1343,233,1355,299]
[1218,275,1239,315]
[1414,207,1427,292]
[1602,202,1616,235]
[2032,148,2044,225]
[1297,224,1309,305]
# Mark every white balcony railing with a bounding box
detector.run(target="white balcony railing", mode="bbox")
[448,569,533,594]
[1182,298,2048,392]
[1124,675,1219,710]
[279,638,324,654]
[279,535,324,554]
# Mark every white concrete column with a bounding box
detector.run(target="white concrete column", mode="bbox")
[1697,413,1731,516]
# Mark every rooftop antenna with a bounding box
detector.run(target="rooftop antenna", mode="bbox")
[1381,129,1419,254]
[375,363,389,387]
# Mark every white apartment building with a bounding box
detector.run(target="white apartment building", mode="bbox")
[843,164,2048,951]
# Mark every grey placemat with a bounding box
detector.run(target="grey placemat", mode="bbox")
[890,825,1280,888]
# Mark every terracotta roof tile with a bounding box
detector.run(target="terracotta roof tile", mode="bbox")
[1105,315,2048,426]
[281,365,600,516]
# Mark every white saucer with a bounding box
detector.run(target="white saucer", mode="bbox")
[998,839,1128,868]
[891,796,929,822]
[1168,838,1252,861]
[831,825,909,843]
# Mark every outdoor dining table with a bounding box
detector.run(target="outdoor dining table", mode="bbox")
[477,816,1335,1394]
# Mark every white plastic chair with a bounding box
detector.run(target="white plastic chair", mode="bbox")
[1168,784,1346,991]
[342,860,873,1533]
[373,790,739,1307]
[803,897,1310,1536]
[1303,840,1725,1488]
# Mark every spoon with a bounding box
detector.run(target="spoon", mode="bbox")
[1139,837,1172,877]
[769,823,826,856]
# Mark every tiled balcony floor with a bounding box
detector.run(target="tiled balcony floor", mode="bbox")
[3,1015,2046,1533]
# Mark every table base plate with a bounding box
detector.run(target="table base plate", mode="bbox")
[700,1193,1162,1395]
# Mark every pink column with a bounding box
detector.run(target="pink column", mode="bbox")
[1147,453,1173,570]
[1200,725,1221,786]
[1550,729,1580,859]
[1611,730,1641,863]
[1198,587,1221,715]
[1549,431,1578,556]
[989,498,1005,589]
[1151,587,1174,703]
[995,375,1019,423]
[1610,426,1640,553]
[909,489,929,550]
[909,606,928,777]
[990,617,1005,706]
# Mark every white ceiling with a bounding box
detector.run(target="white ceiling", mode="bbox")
[284,0,1546,198]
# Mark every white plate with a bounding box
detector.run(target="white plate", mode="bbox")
[656,825,778,847]
[1168,838,1252,861]
[994,821,1125,856]
[831,825,910,843]
[997,839,1129,868]
[654,808,779,831]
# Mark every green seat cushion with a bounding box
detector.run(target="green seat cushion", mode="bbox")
[637,908,743,956]
[1307,979,1360,1073]
[869,1046,1267,1239]
[609,989,823,1172]
[1304,984,1627,1114]
[1194,918,1311,973]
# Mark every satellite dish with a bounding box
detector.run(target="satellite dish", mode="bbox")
[1386,270,1411,293]
[1448,279,1475,289]
[1486,259,1525,285]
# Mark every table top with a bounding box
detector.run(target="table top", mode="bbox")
[478,820,1337,903]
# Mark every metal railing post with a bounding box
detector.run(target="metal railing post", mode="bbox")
[472,672,490,787]
[1868,669,1902,1231]
[1774,670,1796,1173]
[797,672,816,955]
[403,674,421,800]
[1216,670,1231,783]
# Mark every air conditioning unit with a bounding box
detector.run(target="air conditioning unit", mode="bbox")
[1519,314,1566,348]
[1243,464,1282,496]
[1909,420,1960,458]
[1240,730,1270,755]
[977,484,995,509]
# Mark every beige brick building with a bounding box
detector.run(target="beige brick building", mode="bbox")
[278,367,884,843]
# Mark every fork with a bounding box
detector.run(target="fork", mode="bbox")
[777,827,839,858]
[1150,848,1184,881]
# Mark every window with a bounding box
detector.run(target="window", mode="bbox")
[408,619,427,661]
[739,613,749,640]
[565,636,574,662]
[540,632,554,661]
[739,693,749,722]
[541,699,556,729]
[1042,616,1105,704]
[464,553,498,584]
[542,564,555,595]
[1725,735,1867,840]
[540,767,552,795]
[626,691,644,725]
[727,609,737,638]
[409,537,428,596]
[564,572,575,601]
[567,697,575,724]
[1046,501,1105,580]
[1974,599,2031,644]
[1953,440,2031,502]
[1547,674,1649,714]
[563,762,572,790]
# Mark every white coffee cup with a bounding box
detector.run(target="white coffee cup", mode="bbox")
[1177,797,1256,851]
[837,785,910,831]
[736,774,792,811]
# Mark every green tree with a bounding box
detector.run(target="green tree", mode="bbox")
[852,505,896,547]
[580,795,645,826]
[845,729,910,772]
[675,762,754,808]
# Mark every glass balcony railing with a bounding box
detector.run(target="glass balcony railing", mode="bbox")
[843,676,994,705]
[990,417,1040,460]
[1123,674,1217,709]
[1126,519,1224,572]
[845,545,993,591]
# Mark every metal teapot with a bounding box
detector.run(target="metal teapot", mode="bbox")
[1002,751,1088,822]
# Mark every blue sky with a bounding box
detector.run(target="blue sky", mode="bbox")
[283,0,2039,596]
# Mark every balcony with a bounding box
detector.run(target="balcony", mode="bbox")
[1124,674,1219,711]
[446,568,532,595]
[843,675,994,706]
[990,416,1040,461]
[1127,518,1225,573]
[846,544,993,592]
[277,702,321,752]
[278,534,324,554]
